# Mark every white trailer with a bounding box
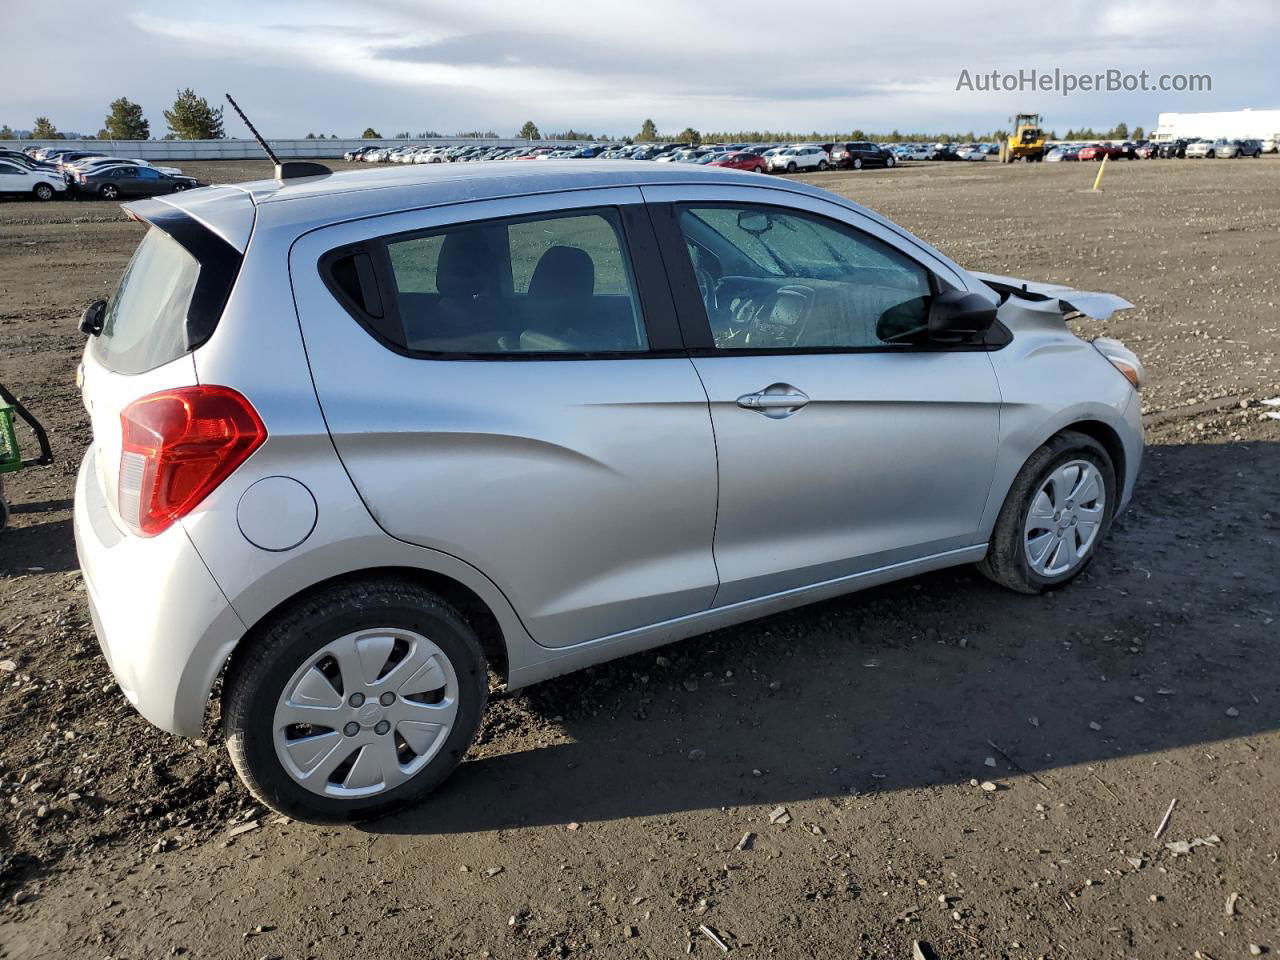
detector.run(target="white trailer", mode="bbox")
[1153,108,1280,146]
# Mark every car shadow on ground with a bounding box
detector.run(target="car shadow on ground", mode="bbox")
[371,439,1278,836]
[0,515,77,574]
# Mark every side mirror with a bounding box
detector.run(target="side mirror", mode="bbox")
[928,289,997,343]
[80,299,106,337]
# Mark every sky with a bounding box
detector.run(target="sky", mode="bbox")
[3,0,1278,139]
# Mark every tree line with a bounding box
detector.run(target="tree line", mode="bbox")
[1,90,225,141]
[0,103,1146,145]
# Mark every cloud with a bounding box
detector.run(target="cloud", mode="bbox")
[3,0,1277,137]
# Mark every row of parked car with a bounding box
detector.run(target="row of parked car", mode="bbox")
[1046,137,1274,162]
[343,139,1007,174]
[0,145,198,201]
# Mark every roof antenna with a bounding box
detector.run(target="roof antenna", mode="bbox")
[225,93,331,181]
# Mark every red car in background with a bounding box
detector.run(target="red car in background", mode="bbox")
[708,151,768,173]
[1077,143,1126,161]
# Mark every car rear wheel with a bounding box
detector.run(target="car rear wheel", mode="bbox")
[853,158,863,170]
[817,159,828,171]
[172,183,187,191]
[977,431,1116,594]
[222,577,489,823]
[886,155,896,167]
[32,183,54,201]
[99,184,119,200]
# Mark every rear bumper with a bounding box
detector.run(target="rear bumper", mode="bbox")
[74,448,245,736]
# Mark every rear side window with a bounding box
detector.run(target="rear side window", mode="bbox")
[94,227,199,374]
[332,209,648,356]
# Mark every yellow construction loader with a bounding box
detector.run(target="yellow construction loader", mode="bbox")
[999,113,1047,162]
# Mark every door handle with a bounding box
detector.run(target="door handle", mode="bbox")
[736,384,810,418]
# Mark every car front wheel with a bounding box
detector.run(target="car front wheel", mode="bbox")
[222,577,489,823]
[977,431,1116,594]
[853,158,863,170]
[100,184,119,200]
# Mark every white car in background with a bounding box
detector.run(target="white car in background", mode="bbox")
[955,144,987,161]
[70,157,184,177]
[768,145,829,173]
[0,156,67,200]
[1263,135,1278,154]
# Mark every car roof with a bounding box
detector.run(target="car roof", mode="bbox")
[201,158,840,212]
[135,159,969,282]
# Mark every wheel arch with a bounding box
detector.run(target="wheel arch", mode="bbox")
[226,566,511,692]
[1062,418,1126,486]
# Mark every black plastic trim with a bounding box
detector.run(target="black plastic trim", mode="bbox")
[120,198,244,354]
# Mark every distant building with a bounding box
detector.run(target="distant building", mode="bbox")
[1154,109,1280,141]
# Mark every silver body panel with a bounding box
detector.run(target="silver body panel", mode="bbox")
[72,162,1144,735]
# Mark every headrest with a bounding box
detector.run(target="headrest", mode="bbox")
[436,230,494,298]
[528,245,595,299]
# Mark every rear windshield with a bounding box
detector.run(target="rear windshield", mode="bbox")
[93,227,199,374]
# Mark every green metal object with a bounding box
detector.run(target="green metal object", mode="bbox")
[0,385,54,531]
[0,398,21,474]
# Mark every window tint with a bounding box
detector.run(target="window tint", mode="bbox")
[0,162,20,174]
[678,205,934,350]
[93,226,200,374]
[380,209,647,355]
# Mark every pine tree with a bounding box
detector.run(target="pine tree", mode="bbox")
[163,89,224,140]
[638,118,658,141]
[31,117,61,139]
[103,97,150,140]
[518,120,541,140]
[361,127,381,139]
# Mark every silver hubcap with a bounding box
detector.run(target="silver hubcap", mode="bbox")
[1024,459,1106,577]
[273,628,459,798]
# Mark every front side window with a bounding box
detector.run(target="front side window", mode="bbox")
[371,209,647,355]
[678,205,934,350]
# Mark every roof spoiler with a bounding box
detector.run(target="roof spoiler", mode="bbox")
[274,160,332,180]
[225,93,332,181]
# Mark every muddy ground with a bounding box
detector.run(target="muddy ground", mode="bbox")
[0,157,1276,959]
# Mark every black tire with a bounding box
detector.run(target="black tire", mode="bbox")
[99,183,119,200]
[222,577,489,823]
[818,159,828,171]
[786,161,797,173]
[886,155,896,167]
[171,183,187,192]
[33,182,54,201]
[977,431,1117,595]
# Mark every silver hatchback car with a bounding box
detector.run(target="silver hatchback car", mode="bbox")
[74,161,1143,822]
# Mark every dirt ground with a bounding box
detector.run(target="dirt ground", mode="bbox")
[0,157,1276,960]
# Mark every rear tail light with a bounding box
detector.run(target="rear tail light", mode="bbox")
[118,386,266,537]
